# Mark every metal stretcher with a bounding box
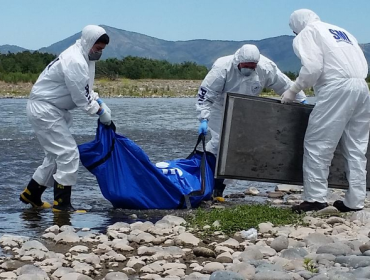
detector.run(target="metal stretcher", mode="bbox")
[216,93,370,189]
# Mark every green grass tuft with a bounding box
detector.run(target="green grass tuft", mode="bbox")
[186,204,304,236]
[303,258,319,273]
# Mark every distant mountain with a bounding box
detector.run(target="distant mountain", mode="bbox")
[362,43,370,62]
[38,25,303,72]
[0,44,27,54]
[3,25,370,73]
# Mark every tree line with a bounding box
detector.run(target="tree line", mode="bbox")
[0,51,56,83]
[0,51,369,84]
[0,51,208,83]
[95,57,208,80]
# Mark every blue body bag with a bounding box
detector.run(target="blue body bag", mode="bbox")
[78,122,215,209]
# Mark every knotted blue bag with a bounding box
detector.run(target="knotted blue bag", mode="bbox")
[78,122,215,209]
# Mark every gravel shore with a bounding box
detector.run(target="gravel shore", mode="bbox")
[1,187,370,280]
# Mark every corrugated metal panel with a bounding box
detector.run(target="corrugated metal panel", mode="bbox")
[216,93,369,189]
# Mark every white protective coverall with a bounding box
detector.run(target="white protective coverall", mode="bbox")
[289,9,370,209]
[196,44,306,155]
[27,25,106,187]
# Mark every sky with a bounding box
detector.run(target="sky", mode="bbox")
[1,0,370,50]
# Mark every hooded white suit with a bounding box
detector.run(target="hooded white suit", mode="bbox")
[27,25,107,187]
[289,9,370,209]
[196,44,306,155]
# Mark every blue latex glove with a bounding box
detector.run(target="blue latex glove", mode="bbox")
[301,100,307,104]
[198,119,208,135]
[97,98,111,115]
[96,98,103,105]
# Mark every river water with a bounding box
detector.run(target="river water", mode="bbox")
[0,97,275,239]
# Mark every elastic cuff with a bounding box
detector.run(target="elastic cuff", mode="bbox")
[290,83,301,94]
[97,108,105,116]
[96,98,103,105]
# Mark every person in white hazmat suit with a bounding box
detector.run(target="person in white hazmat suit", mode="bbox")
[19,25,112,212]
[281,9,370,213]
[196,44,307,198]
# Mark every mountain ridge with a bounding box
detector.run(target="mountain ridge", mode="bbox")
[1,25,369,73]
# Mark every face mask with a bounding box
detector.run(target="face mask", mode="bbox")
[88,50,102,61]
[240,68,254,77]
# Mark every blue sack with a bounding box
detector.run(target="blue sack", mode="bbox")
[78,122,215,209]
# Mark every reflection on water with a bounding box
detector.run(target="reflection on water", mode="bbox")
[0,98,276,240]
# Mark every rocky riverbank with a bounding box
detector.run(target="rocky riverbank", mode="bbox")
[0,79,203,99]
[0,79,285,99]
[1,187,370,280]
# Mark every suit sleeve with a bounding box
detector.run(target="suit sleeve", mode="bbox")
[292,27,324,91]
[262,59,306,102]
[64,62,100,115]
[196,66,227,120]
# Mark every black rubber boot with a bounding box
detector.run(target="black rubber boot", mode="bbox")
[292,201,328,214]
[19,179,51,209]
[333,200,362,213]
[52,181,86,213]
[213,179,226,201]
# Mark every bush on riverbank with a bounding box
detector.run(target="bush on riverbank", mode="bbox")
[0,51,56,83]
[0,72,39,83]
[96,56,208,80]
